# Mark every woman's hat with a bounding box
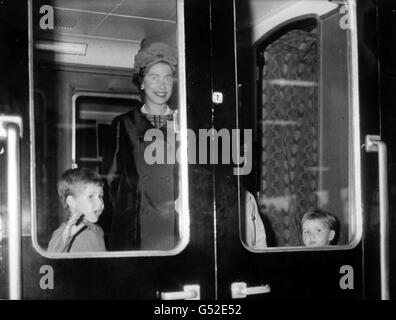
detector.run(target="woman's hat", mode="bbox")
[133,42,177,75]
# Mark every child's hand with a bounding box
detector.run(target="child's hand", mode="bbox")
[62,213,86,243]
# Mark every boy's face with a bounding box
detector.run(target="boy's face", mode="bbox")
[302,219,335,247]
[67,183,104,223]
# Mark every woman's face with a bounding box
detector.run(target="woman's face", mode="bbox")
[142,62,174,108]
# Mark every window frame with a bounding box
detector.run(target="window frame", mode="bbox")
[30,0,190,259]
[237,1,362,253]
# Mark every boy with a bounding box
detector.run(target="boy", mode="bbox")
[47,167,106,252]
[301,208,339,247]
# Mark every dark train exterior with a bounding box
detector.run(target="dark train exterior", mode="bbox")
[0,0,395,300]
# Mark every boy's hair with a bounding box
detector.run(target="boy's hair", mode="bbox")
[301,208,340,244]
[57,167,103,213]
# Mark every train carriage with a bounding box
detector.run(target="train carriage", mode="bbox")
[0,0,394,300]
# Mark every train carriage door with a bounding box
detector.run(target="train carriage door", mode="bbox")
[371,0,396,300]
[0,0,29,300]
[212,0,388,299]
[1,0,217,300]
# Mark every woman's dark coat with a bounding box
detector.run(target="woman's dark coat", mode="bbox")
[101,106,178,250]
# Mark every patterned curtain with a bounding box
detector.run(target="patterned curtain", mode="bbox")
[259,29,318,247]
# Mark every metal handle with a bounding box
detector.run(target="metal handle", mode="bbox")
[231,282,271,299]
[160,284,200,300]
[365,135,389,300]
[0,116,23,300]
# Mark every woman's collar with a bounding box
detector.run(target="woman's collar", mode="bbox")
[141,104,173,115]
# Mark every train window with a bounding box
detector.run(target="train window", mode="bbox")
[31,0,188,257]
[73,94,140,172]
[237,1,361,250]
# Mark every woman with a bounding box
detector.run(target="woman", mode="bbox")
[101,42,179,251]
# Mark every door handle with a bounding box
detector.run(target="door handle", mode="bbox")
[0,115,23,300]
[365,135,390,300]
[231,282,271,299]
[160,284,200,300]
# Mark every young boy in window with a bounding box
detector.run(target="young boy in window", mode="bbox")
[47,167,106,252]
[301,208,339,247]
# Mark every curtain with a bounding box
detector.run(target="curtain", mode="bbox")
[260,29,319,246]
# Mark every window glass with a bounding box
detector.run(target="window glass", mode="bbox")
[236,1,360,250]
[32,0,186,256]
